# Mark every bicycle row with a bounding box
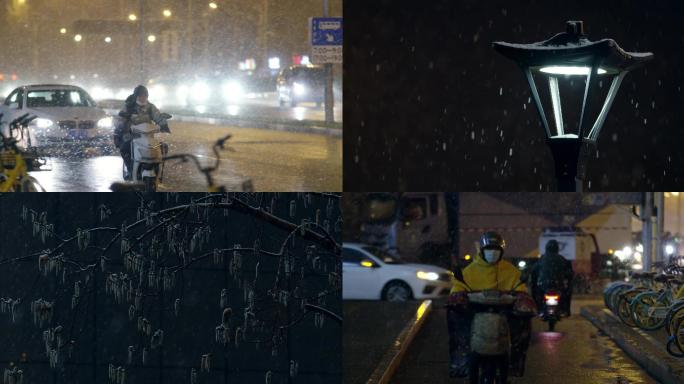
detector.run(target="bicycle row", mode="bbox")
[603,263,684,357]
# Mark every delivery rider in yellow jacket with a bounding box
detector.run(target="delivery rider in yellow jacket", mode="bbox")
[446,231,534,378]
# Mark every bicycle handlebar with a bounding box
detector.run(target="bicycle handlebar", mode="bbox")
[161,134,232,189]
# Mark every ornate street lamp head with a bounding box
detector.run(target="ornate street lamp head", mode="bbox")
[493,21,653,191]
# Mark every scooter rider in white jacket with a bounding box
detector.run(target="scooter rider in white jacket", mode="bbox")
[114,85,170,180]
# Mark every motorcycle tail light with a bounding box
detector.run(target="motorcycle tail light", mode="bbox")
[544,294,559,306]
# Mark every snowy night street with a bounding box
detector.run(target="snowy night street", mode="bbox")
[0,0,342,192]
[343,192,684,384]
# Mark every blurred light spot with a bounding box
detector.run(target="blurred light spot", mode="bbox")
[293,107,306,121]
[227,105,240,116]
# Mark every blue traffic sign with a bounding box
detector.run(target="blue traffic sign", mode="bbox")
[311,17,343,46]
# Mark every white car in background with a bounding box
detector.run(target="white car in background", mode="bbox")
[0,84,112,149]
[343,243,453,302]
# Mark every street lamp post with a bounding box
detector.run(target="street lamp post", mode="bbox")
[139,0,145,83]
[493,21,653,192]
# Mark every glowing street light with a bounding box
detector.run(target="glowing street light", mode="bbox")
[209,2,218,9]
[163,9,172,17]
[493,21,653,191]
[128,14,137,21]
[59,28,67,34]
[74,34,82,42]
[148,35,156,43]
[105,36,112,43]
[666,244,676,256]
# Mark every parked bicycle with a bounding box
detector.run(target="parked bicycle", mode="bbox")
[0,113,49,192]
[110,134,254,192]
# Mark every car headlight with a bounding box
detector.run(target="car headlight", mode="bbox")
[176,85,190,105]
[416,271,439,281]
[222,81,244,101]
[33,118,54,128]
[191,82,210,102]
[97,116,113,128]
[149,84,167,101]
[293,82,306,95]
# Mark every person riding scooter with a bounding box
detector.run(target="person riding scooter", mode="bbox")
[530,240,574,316]
[446,231,535,378]
[114,85,170,180]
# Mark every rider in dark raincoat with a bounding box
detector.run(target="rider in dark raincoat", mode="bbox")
[529,239,574,316]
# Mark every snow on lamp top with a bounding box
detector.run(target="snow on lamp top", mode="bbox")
[493,20,653,75]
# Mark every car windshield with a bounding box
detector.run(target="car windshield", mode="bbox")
[26,89,96,108]
[362,246,404,264]
[291,67,325,81]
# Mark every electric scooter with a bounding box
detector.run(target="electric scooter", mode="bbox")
[126,113,172,191]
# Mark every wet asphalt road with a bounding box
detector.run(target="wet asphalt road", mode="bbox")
[28,120,341,192]
[392,297,657,384]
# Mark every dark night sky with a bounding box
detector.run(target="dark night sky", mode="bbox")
[344,0,684,191]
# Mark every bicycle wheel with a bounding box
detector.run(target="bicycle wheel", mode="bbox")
[666,335,684,357]
[672,315,684,354]
[19,176,44,192]
[604,282,627,309]
[617,288,645,327]
[631,291,668,330]
[610,284,634,314]
[665,301,684,336]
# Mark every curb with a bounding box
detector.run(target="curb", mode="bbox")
[581,306,684,384]
[366,300,433,384]
[102,108,342,138]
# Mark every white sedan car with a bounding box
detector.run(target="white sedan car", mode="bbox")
[343,243,453,302]
[0,84,112,148]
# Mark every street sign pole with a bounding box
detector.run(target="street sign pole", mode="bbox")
[323,0,334,124]
[311,15,341,123]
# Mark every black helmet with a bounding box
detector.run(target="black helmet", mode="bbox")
[133,85,149,98]
[480,231,506,252]
[545,239,559,254]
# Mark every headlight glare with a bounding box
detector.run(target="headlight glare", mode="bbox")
[97,116,113,128]
[416,271,439,281]
[34,118,54,128]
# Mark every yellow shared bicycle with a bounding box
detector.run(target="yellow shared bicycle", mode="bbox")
[0,113,47,192]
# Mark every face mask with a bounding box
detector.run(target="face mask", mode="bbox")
[136,99,148,106]
[483,249,501,264]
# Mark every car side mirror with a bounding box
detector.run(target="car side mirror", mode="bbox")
[360,259,378,268]
[9,102,19,109]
